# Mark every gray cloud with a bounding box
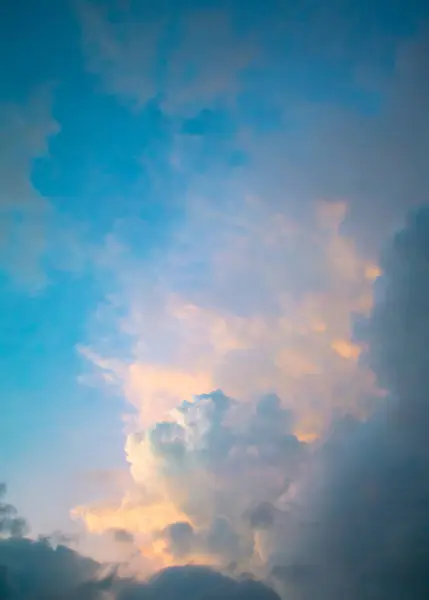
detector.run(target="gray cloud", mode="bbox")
[73,389,306,570]
[246,503,277,531]
[267,207,429,599]
[158,517,248,565]
[148,391,306,532]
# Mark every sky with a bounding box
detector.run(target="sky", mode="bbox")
[2,0,429,598]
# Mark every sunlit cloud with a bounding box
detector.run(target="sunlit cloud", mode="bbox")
[75,195,381,570]
[3,3,429,598]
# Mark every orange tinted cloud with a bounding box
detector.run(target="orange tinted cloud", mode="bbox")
[76,199,380,571]
[331,339,361,360]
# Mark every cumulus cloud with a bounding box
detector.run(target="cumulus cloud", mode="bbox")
[75,194,381,572]
[6,207,429,598]
[80,198,379,438]
[73,390,306,572]
[75,207,429,600]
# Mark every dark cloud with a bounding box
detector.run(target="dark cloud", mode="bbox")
[116,566,281,600]
[0,537,281,600]
[269,207,429,599]
[0,536,100,599]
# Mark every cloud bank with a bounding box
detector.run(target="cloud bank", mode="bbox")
[273,207,429,599]
[5,207,429,599]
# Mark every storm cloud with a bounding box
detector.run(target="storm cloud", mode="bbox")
[267,207,429,599]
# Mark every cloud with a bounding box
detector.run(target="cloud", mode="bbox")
[72,6,429,592]
[75,206,429,600]
[0,86,95,292]
[0,89,59,290]
[0,488,101,598]
[236,29,429,258]
[75,194,381,571]
[0,487,280,600]
[266,207,429,599]
[80,198,379,439]
[73,391,306,572]
[0,537,101,600]
[77,2,429,257]
[6,206,429,598]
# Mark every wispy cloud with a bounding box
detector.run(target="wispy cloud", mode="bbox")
[0,88,58,290]
[76,2,429,256]
[78,2,255,111]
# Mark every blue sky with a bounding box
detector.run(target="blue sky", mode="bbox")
[1,0,429,560]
